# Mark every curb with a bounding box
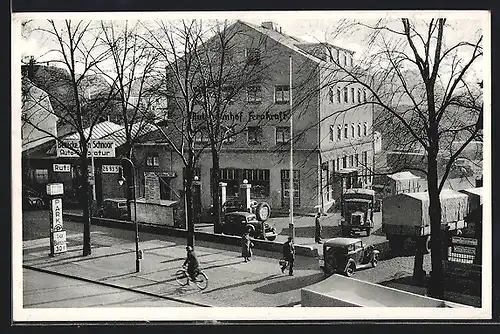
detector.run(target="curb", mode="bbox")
[23,264,213,308]
[64,213,319,258]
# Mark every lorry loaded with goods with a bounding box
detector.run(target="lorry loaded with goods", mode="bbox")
[381,188,476,254]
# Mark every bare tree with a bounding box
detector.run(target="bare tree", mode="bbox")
[321,17,483,298]
[141,19,219,247]
[21,19,115,256]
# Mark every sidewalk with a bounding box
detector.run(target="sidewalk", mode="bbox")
[23,231,323,307]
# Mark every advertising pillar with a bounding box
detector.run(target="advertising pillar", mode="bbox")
[46,183,67,256]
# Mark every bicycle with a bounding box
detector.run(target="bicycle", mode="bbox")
[175,266,209,290]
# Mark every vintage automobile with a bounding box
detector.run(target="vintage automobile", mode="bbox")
[318,238,380,277]
[221,211,277,241]
[22,185,46,210]
[97,198,129,220]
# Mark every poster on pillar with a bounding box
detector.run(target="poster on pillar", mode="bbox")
[144,172,161,204]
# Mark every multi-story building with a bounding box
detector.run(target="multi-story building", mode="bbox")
[133,20,375,214]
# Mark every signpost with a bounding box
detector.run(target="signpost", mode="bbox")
[47,183,67,256]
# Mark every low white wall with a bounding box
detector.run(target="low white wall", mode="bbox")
[301,275,471,307]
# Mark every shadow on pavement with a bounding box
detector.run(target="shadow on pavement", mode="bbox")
[253,272,324,294]
[202,274,281,294]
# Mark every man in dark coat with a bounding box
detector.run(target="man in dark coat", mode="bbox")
[315,212,323,244]
[183,246,200,282]
[281,236,295,276]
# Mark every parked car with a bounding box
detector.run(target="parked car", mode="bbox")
[318,238,379,277]
[221,211,277,241]
[22,185,46,210]
[97,198,129,220]
[222,199,271,221]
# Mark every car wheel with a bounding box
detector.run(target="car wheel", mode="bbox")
[36,199,44,209]
[371,258,378,268]
[345,262,356,277]
[246,224,255,233]
[255,202,271,221]
[266,235,276,241]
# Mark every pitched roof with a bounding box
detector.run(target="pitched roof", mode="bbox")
[388,171,421,181]
[239,21,325,64]
[65,121,123,140]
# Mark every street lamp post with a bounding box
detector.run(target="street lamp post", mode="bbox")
[118,157,141,273]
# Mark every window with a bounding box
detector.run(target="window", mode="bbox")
[222,86,235,103]
[276,126,290,144]
[146,153,159,167]
[218,168,240,197]
[159,177,171,200]
[337,88,341,103]
[342,156,347,168]
[363,89,367,102]
[357,89,362,103]
[336,157,340,171]
[328,87,334,103]
[336,50,340,63]
[351,88,355,103]
[344,124,348,139]
[337,125,342,140]
[194,131,209,143]
[275,85,290,104]
[343,53,347,66]
[343,87,348,103]
[247,86,262,103]
[223,128,236,144]
[329,125,334,142]
[244,169,270,198]
[356,154,360,167]
[357,123,362,137]
[350,55,354,67]
[350,155,354,167]
[34,169,48,183]
[351,123,355,138]
[247,126,262,145]
[364,122,368,136]
[281,169,300,206]
[246,48,261,65]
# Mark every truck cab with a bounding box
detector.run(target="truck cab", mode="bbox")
[340,188,375,236]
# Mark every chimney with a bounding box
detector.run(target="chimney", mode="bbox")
[261,21,282,33]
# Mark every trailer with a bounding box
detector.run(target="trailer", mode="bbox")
[382,189,470,253]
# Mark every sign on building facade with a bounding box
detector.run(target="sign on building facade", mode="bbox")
[57,139,116,158]
[53,164,71,172]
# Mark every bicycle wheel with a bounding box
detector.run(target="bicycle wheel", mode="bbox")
[194,272,208,290]
[175,269,189,286]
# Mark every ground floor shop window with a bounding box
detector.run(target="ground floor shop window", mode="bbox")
[215,168,270,199]
[281,169,300,207]
[243,169,270,198]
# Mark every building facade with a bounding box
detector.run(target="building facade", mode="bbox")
[132,20,375,215]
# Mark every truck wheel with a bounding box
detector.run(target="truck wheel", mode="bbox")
[255,202,271,221]
[345,262,356,277]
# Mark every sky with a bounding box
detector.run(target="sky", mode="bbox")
[14,11,487,85]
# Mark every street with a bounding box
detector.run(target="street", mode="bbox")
[24,268,193,308]
[20,209,437,308]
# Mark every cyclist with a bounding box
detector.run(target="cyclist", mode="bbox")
[183,245,200,283]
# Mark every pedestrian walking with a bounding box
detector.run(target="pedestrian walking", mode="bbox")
[241,231,253,262]
[281,236,295,276]
[315,212,323,244]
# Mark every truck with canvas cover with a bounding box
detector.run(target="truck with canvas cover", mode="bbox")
[382,189,469,253]
[340,188,375,236]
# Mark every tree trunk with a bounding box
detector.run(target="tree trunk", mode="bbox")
[80,151,92,256]
[211,150,222,234]
[184,156,195,247]
[427,153,444,299]
[125,147,133,221]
